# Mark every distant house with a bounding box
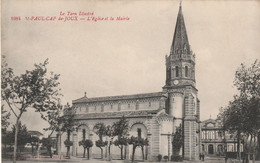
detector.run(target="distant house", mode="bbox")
[25,130,43,148]
[28,130,43,139]
[201,118,243,156]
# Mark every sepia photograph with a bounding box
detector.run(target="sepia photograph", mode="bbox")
[1,0,260,163]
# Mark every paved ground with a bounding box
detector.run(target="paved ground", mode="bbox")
[2,156,260,163]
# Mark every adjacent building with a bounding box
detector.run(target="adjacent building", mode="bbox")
[201,118,243,156]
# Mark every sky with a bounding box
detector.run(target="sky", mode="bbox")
[2,0,260,135]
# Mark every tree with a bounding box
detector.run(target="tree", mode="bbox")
[114,137,128,160]
[93,123,107,159]
[93,117,130,161]
[2,131,14,157]
[79,139,93,159]
[219,89,259,163]
[219,95,255,162]
[234,60,260,163]
[42,137,55,158]
[234,60,260,99]
[128,136,149,163]
[104,125,115,161]
[41,104,61,137]
[112,116,129,160]
[139,138,149,161]
[29,136,39,155]
[219,60,260,163]
[103,116,130,161]
[1,105,11,133]
[172,124,183,157]
[95,140,108,159]
[61,105,77,131]
[241,97,259,163]
[163,155,169,161]
[113,116,129,138]
[1,57,61,163]
[64,139,73,156]
[42,103,76,156]
[11,123,31,153]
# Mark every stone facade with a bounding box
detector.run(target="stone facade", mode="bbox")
[59,3,201,161]
[201,118,243,156]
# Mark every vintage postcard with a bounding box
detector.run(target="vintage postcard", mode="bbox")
[1,0,259,162]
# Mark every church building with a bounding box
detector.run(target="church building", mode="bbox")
[60,3,201,161]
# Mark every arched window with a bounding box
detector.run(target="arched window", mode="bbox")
[171,68,174,79]
[185,66,188,77]
[137,128,142,138]
[175,66,179,77]
[167,67,171,79]
[82,129,86,140]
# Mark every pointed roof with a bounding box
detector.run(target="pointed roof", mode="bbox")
[170,3,190,55]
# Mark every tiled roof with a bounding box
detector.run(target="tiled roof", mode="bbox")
[72,92,165,104]
[74,109,162,120]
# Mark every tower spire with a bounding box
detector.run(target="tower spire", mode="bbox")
[164,2,196,88]
[170,1,190,55]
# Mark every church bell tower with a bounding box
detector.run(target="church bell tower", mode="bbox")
[163,2,200,161]
[165,3,196,88]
